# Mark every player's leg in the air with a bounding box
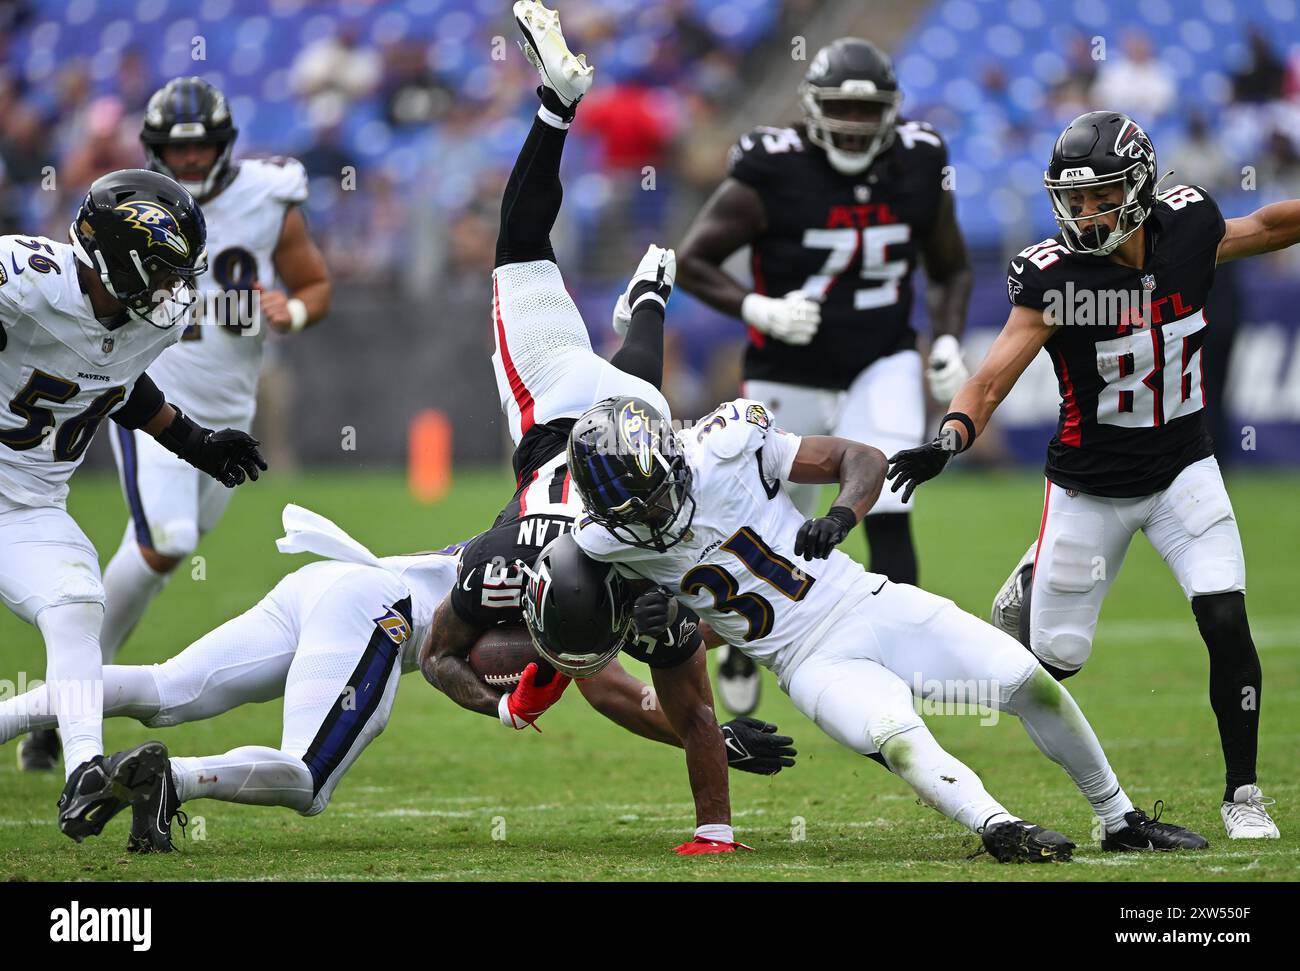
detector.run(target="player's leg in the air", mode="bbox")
[835,347,925,586]
[1141,457,1277,838]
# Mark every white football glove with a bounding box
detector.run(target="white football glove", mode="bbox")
[740,290,821,345]
[612,244,676,337]
[926,334,970,403]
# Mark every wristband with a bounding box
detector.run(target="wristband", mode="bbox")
[498,692,522,729]
[939,411,977,454]
[740,292,769,328]
[695,823,735,844]
[286,298,309,332]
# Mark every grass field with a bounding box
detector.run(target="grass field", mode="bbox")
[1,467,1296,882]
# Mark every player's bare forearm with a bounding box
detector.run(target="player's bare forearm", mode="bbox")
[419,599,502,717]
[1218,199,1300,263]
[652,648,731,826]
[577,656,681,746]
[272,207,331,324]
[789,436,886,522]
[141,401,176,437]
[940,305,1055,447]
[921,192,973,339]
[677,178,765,318]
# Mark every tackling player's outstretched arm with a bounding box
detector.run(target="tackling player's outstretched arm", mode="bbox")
[650,644,731,830]
[262,207,330,333]
[676,178,766,318]
[577,657,678,744]
[886,305,1054,501]
[1217,199,1300,263]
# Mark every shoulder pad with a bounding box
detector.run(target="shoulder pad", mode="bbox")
[728,126,805,185]
[1007,237,1071,309]
[247,156,309,205]
[895,119,947,153]
[690,398,772,461]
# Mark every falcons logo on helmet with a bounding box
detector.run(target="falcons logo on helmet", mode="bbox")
[1113,120,1154,163]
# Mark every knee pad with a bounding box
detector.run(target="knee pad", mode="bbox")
[148,520,199,561]
[866,707,925,754]
[1033,627,1090,676]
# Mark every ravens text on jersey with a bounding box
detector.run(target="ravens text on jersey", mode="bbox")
[727,120,950,388]
[1006,183,1226,497]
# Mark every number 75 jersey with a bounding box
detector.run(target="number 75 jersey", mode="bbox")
[574,399,871,674]
[0,236,183,508]
[1006,183,1227,498]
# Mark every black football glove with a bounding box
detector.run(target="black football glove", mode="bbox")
[156,408,267,488]
[632,584,678,638]
[885,438,954,503]
[723,717,797,775]
[794,505,856,560]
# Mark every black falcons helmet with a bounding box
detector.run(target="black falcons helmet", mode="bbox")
[800,37,902,175]
[521,533,635,678]
[567,396,695,553]
[141,77,238,200]
[1045,111,1161,256]
[70,168,208,328]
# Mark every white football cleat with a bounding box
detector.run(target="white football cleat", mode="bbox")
[1221,784,1280,839]
[612,244,675,335]
[716,644,761,717]
[514,1,593,109]
[990,542,1036,641]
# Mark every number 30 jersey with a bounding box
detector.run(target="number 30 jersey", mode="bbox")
[147,157,308,430]
[727,121,950,390]
[1007,184,1225,497]
[575,399,871,677]
[0,236,183,507]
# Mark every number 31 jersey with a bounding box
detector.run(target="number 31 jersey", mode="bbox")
[147,157,308,430]
[575,399,870,676]
[1007,184,1225,497]
[728,121,950,390]
[0,237,182,507]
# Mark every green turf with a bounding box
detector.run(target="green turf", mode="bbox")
[1,467,1296,881]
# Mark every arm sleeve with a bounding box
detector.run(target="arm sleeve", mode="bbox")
[608,296,664,389]
[110,373,167,430]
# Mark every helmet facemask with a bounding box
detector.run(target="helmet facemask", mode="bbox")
[801,80,901,175]
[144,134,235,201]
[1045,164,1154,256]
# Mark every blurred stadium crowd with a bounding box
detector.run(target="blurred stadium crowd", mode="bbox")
[1,0,1298,463]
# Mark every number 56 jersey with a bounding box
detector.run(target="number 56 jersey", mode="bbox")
[575,399,875,680]
[0,236,182,508]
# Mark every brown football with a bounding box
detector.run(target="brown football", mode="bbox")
[467,626,546,688]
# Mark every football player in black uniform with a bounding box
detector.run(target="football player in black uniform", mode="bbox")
[417,2,793,857]
[677,37,973,715]
[888,110,1300,840]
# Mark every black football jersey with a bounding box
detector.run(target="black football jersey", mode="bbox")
[450,423,700,668]
[727,120,950,389]
[1007,184,1226,497]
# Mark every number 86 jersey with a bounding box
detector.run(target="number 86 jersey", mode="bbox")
[574,398,872,677]
[1006,183,1226,498]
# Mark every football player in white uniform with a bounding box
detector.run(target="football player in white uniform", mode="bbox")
[0,168,266,840]
[562,394,1209,860]
[92,78,328,712]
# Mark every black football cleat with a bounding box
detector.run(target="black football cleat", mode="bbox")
[980,819,1075,863]
[128,763,187,854]
[17,728,60,772]
[1102,801,1209,852]
[57,741,169,843]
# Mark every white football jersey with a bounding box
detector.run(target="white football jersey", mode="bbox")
[147,157,309,428]
[0,235,183,507]
[575,398,877,678]
[378,549,463,673]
